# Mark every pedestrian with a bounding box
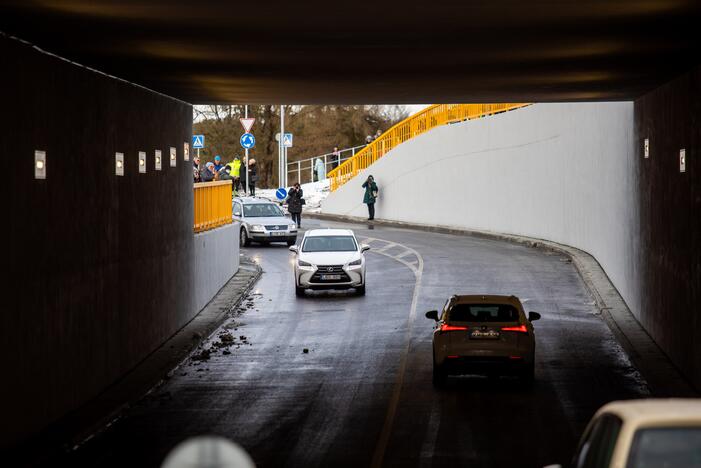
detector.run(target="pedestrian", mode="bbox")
[314,157,325,182]
[332,146,341,169]
[286,182,304,228]
[362,175,378,221]
[193,156,201,183]
[247,158,257,196]
[200,162,216,182]
[213,155,224,172]
[365,135,373,145]
[227,155,242,191]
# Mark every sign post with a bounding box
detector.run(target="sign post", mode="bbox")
[239,109,256,194]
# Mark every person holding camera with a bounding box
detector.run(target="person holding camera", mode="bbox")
[286,182,304,227]
[362,175,378,221]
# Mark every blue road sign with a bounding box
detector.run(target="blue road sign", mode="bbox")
[192,135,205,149]
[275,188,288,200]
[282,133,294,148]
[240,133,256,149]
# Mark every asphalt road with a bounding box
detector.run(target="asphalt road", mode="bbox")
[60,218,648,468]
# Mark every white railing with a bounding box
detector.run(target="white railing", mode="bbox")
[286,145,367,185]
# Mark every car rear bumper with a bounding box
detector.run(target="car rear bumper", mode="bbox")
[439,355,531,376]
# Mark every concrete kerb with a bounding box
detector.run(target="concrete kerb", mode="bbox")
[10,255,262,464]
[307,212,697,397]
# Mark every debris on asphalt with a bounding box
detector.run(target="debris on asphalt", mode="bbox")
[303,348,309,354]
[192,348,212,361]
[223,349,231,355]
[220,332,235,343]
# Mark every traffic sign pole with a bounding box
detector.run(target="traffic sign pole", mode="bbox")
[244,105,249,196]
[279,105,285,188]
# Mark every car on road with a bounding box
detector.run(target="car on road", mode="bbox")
[426,294,541,386]
[545,399,701,468]
[233,197,297,247]
[289,229,370,296]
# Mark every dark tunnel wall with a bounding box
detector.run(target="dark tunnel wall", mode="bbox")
[0,36,194,446]
[635,67,701,389]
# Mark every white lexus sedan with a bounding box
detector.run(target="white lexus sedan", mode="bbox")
[289,229,370,297]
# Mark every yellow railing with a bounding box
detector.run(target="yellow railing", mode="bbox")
[327,103,530,191]
[194,180,233,233]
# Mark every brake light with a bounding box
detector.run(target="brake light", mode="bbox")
[440,324,469,332]
[501,324,528,333]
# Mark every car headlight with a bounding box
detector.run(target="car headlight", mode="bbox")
[250,224,264,232]
[348,258,362,266]
[288,224,297,230]
[298,259,312,267]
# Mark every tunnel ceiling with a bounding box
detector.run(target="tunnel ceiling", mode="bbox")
[1,1,700,104]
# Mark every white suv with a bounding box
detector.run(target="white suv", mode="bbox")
[289,229,370,297]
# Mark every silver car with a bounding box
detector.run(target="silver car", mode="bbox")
[233,197,298,247]
[426,294,541,386]
[289,229,370,297]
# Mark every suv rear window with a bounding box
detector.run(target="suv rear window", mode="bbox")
[449,304,519,322]
[627,427,701,468]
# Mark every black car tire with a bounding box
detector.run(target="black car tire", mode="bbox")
[295,285,306,297]
[287,240,296,247]
[241,228,251,247]
[356,285,366,296]
[519,361,535,388]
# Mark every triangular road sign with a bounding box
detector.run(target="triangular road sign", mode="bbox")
[240,117,255,133]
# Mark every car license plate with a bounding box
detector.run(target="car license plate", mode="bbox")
[470,329,500,340]
[320,274,342,280]
[271,231,287,236]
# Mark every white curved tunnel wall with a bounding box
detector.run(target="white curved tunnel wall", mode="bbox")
[322,103,640,317]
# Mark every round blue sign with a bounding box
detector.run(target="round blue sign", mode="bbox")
[275,188,288,200]
[240,133,256,149]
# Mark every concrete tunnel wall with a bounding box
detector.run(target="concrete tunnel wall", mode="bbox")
[322,82,699,388]
[0,35,239,446]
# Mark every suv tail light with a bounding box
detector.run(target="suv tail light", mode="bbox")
[501,324,528,333]
[440,323,469,332]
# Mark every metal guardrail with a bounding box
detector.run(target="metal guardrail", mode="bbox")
[326,103,530,191]
[194,180,233,233]
[286,145,367,186]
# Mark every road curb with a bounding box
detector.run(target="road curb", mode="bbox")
[306,212,697,397]
[10,256,262,464]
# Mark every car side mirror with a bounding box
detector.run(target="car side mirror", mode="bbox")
[425,310,438,321]
[529,311,541,322]
[289,245,298,253]
[361,244,371,253]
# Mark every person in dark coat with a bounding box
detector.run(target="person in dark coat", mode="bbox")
[362,175,378,220]
[286,182,304,227]
[248,158,258,196]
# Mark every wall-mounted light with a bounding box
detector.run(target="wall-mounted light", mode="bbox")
[184,142,190,161]
[35,150,46,179]
[644,138,649,159]
[139,151,146,173]
[115,152,125,176]
[680,149,686,173]
[170,147,177,167]
[155,150,162,171]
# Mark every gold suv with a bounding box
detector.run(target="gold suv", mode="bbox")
[426,295,541,386]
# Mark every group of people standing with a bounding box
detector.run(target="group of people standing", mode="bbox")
[193,154,258,196]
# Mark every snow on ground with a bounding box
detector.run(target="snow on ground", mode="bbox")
[253,179,331,213]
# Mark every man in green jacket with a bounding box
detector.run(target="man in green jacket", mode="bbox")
[362,175,378,221]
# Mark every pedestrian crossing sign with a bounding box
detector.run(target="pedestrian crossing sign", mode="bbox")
[283,133,293,148]
[192,135,205,149]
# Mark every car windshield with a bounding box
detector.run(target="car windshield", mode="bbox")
[243,203,283,218]
[627,427,701,468]
[302,235,357,252]
[449,304,519,322]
